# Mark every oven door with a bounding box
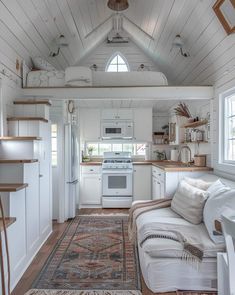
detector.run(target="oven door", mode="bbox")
[102,171,133,196]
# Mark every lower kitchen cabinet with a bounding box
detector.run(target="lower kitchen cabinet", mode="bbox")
[80,166,102,205]
[133,165,152,201]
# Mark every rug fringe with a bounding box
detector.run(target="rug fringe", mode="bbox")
[25,289,142,295]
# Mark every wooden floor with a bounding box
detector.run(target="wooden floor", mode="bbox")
[11,209,181,295]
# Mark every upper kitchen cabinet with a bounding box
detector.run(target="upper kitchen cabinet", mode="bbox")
[101,109,133,120]
[79,109,101,141]
[133,108,152,142]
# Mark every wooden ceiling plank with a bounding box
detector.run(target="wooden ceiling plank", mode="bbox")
[0,0,64,70]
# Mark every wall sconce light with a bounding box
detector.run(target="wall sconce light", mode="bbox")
[49,35,69,57]
[172,35,190,57]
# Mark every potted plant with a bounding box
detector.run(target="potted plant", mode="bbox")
[87,146,94,157]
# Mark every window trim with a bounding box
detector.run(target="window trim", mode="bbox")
[85,142,146,157]
[221,87,235,165]
[105,52,130,72]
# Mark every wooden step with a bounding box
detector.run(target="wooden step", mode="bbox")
[0,183,28,192]
[7,117,48,123]
[0,136,42,141]
[0,217,16,232]
[0,159,38,164]
[14,99,51,106]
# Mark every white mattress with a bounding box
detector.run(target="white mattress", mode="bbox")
[27,70,65,87]
[26,68,168,87]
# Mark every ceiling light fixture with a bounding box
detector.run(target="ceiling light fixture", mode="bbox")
[172,35,189,57]
[49,35,69,57]
[107,0,129,11]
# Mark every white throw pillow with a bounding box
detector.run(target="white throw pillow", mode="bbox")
[171,180,209,224]
[184,176,212,191]
[32,57,56,71]
[203,180,234,244]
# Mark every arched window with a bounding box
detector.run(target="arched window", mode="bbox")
[106,53,129,72]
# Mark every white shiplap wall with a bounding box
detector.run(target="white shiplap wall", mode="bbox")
[78,40,159,72]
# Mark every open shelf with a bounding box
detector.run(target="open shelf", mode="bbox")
[0,217,16,232]
[0,159,38,164]
[0,136,42,141]
[181,140,209,144]
[14,99,51,106]
[182,119,208,128]
[0,183,28,192]
[7,117,48,123]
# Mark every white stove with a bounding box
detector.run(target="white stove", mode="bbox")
[102,152,133,208]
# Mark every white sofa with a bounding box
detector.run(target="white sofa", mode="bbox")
[136,173,235,293]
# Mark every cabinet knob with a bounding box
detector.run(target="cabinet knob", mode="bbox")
[39,174,43,178]
[90,169,94,171]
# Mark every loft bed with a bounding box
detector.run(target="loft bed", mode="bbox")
[24,65,168,88]
[22,61,214,100]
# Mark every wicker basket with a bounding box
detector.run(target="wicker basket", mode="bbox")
[194,154,206,167]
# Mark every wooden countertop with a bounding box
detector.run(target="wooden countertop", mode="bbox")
[0,217,16,232]
[152,163,213,172]
[0,183,28,192]
[0,159,38,164]
[7,117,48,123]
[80,160,213,172]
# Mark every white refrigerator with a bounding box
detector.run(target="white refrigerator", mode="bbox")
[64,124,79,219]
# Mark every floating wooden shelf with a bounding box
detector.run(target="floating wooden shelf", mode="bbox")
[181,141,209,144]
[14,99,51,106]
[0,217,16,232]
[0,159,38,164]
[0,183,28,192]
[7,117,48,123]
[0,136,42,141]
[182,119,208,128]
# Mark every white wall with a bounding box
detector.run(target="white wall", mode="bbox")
[212,70,235,180]
[78,40,159,72]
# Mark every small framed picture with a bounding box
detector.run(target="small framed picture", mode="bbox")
[213,0,235,35]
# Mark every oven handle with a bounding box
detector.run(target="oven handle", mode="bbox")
[102,170,133,174]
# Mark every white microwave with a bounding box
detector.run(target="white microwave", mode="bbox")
[101,120,133,139]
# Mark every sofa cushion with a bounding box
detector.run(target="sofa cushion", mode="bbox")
[171,180,209,224]
[204,180,235,244]
[184,176,212,190]
[136,207,225,258]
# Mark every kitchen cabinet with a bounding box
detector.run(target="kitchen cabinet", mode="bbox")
[80,166,102,205]
[133,165,151,201]
[133,108,152,142]
[101,109,133,120]
[79,108,101,141]
[152,165,213,199]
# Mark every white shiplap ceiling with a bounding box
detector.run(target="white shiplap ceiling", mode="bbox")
[1,0,235,86]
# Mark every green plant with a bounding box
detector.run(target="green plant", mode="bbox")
[87,146,94,153]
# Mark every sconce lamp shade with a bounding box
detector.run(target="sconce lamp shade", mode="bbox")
[107,0,129,11]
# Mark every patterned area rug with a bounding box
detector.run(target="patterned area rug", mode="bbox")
[31,216,141,292]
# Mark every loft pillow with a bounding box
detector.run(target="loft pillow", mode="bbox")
[184,176,212,191]
[32,57,56,71]
[171,179,209,224]
[203,179,233,244]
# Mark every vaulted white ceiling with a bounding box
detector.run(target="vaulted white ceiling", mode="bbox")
[1,0,235,86]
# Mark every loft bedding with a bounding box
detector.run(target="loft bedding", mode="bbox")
[26,65,168,87]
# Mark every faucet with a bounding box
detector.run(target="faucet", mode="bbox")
[178,145,192,165]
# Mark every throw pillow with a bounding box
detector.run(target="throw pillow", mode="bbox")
[203,180,234,244]
[171,179,209,224]
[184,176,212,191]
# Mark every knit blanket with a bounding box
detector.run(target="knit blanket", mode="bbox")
[128,199,204,265]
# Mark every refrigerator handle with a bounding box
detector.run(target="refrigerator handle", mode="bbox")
[66,180,79,184]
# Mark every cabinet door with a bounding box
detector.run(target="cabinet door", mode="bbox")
[101,109,117,120]
[80,174,101,205]
[152,176,162,200]
[133,108,152,141]
[133,165,151,201]
[117,109,133,120]
[80,109,101,141]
